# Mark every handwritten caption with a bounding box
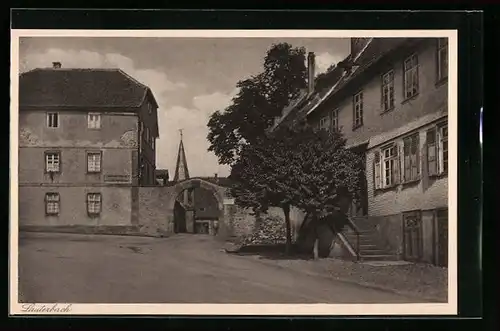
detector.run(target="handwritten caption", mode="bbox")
[21,303,73,313]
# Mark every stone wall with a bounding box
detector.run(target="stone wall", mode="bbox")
[229,205,306,241]
[137,186,174,236]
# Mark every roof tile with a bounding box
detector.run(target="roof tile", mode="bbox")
[19,68,154,109]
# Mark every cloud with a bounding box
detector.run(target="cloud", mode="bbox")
[312,52,345,76]
[20,48,243,177]
[192,89,239,113]
[21,48,187,109]
[156,88,240,177]
[21,48,231,176]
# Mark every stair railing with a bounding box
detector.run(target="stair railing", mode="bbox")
[334,217,361,261]
[347,216,361,261]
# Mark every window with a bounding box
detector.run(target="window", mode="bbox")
[437,38,448,82]
[427,123,448,176]
[403,54,419,99]
[45,152,61,173]
[45,193,60,215]
[87,152,102,173]
[353,91,363,128]
[47,112,59,128]
[148,103,153,114]
[381,70,395,111]
[88,113,101,129]
[152,138,155,150]
[403,133,420,182]
[373,144,400,189]
[331,109,339,131]
[319,115,330,131]
[87,193,102,215]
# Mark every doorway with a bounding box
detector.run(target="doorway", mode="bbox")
[173,200,187,233]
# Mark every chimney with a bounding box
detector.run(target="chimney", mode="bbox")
[307,52,315,94]
[52,62,62,69]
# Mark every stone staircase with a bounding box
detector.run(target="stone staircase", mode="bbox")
[342,217,400,262]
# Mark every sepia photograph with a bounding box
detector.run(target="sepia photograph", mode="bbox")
[10,29,457,315]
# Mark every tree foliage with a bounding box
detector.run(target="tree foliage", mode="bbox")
[230,125,364,252]
[207,43,307,166]
[231,126,364,213]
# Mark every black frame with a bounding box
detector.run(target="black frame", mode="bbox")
[8,8,486,329]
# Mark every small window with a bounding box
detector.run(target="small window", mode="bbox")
[403,133,420,182]
[45,152,61,173]
[45,193,60,215]
[152,138,155,150]
[353,91,364,128]
[331,109,339,131]
[319,115,330,131]
[87,152,102,173]
[403,54,419,99]
[47,113,59,128]
[148,103,153,114]
[427,123,448,176]
[87,193,102,215]
[437,38,448,82]
[381,70,395,111]
[88,113,101,129]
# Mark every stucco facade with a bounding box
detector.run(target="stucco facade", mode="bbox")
[18,111,139,227]
[18,67,159,229]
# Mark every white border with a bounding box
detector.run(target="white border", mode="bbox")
[10,29,458,316]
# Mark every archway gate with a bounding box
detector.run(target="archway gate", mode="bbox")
[135,178,234,237]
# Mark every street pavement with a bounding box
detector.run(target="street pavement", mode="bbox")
[18,232,422,304]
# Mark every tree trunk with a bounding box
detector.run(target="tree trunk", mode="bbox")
[282,204,292,255]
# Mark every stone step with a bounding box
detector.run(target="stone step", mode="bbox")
[359,249,389,255]
[360,254,400,261]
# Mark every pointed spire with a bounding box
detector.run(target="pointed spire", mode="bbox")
[173,129,190,182]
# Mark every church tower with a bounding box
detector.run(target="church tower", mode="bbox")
[173,130,192,208]
[173,129,190,182]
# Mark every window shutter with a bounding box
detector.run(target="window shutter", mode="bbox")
[403,139,410,182]
[393,145,401,185]
[427,129,437,176]
[374,151,381,190]
[415,134,420,176]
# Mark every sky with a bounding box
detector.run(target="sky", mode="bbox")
[19,37,350,177]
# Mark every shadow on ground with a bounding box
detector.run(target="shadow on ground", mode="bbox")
[227,243,316,261]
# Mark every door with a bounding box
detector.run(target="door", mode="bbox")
[403,210,423,262]
[436,209,448,267]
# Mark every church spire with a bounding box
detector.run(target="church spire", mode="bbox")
[173,129,190,182]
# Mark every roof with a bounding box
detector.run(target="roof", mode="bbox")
[163,176,233,188]
[306,38,409,117]
[271,64,345,131]
[19,68,159,110]
[196,176,234,188]
[367,110,448,150]
[173,139,190,182]
[156,169,169,177]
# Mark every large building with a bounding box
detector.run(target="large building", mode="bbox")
[273,38,449,265]
[18,62,159,228]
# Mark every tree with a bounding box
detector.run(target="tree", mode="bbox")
[230,124,364,255]
[207,43,307,166]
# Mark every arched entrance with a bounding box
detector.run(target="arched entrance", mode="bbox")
[168,178,226,236]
